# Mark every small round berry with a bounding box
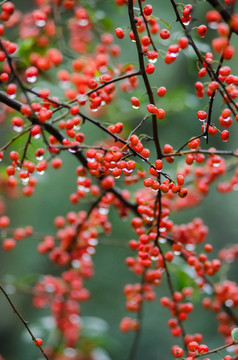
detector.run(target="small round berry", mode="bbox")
[115,28,125,39]
[160,29,170,39]
[221,130,229,142]
[143,4,153,16]
[34,338,43,347]
[157,86,166,97]
[145,63,155,74]
[197,25,207,38]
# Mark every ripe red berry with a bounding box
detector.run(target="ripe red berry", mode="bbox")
[221,130,229,142]
[143,4,153,16]
[160,29,170,39]
[145,63,155,74]
[34,338,43,347]
[197,25,207,38]
[131,97,140,108]
[115,28,124,39]
[157,86,166,97]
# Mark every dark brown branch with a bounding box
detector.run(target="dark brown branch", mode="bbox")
[128,0,162,159]
[138,0,158,52]
[193,341,234,358]
[206,0,238,34]
[0,284,49,360]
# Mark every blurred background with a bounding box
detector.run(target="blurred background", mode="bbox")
[0,0,238,359]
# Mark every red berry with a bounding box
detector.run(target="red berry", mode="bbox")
[34,338,43,347]
[145,63,155,74]
[115,28,124,39]
[143,4,153,16]
[197,25,207,38]
[160,29,170,39]
[220,130,229,142]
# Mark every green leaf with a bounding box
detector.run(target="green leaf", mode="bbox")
[135,162,144,172]
[232,328,238,342]
[158,18,171,30]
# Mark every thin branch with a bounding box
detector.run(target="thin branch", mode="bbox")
[128,0,163,159]
[138,0,158,52]
[165,148,238,157]
[193,341,234,358]
[0,284,49,360]
[0,126,31,152]
[206,0,238,34]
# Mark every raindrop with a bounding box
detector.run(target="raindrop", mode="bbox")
[98,207,109,215]
[183,20,190,25]
[69,314,80,324]
[27,76,37,84]
[35,19,46,27]
[148,58,158,64]
[159,237,167,244]
[13,126,23,133]
[225,299,233,307]
[68,147,77,153]
[21,177,29,186]
[45,284,55,293]
[185,244,195,251]
[72,260,81,269]
[87,246,95,255]
[88,238,98,246]
[59,80,71,89]
[233,184,238,191]
[78,19,88,27]
[64,348,77,358]
[9,94,16,99]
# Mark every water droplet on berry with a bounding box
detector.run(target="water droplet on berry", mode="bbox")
[37,170,45,175]
[21,177,29,186]
[13,126,23,133]
[9,94,16,99]
[98,207,109,215]
[68,147,77,153]
[148,58,158,64]
[185,244,195,251]
[233,184,238,191]
[207,22,218,30]
[72,260,81,269]
[45,284,55,293]
[159,237,167,244]
[27,76,37,83]
[225,299,233,307]
[35,19,46,27]
[59,80,71,89]
[183,20,190,25]
[64,348,77,358]
[88,238,98,246]
[78,19,88,27]
[87,246,95,255]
